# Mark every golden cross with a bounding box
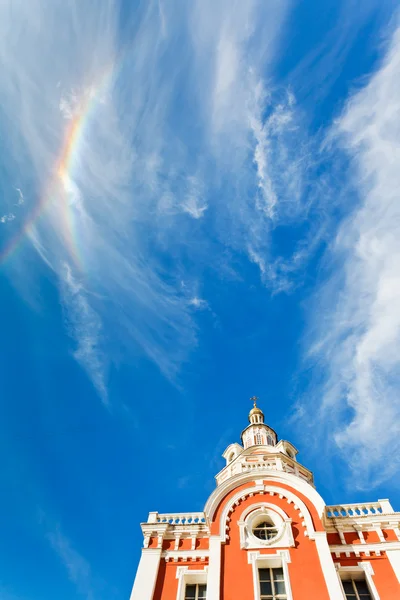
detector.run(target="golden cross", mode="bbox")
[250,396,259,408]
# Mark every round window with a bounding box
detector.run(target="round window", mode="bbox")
[253,519,278,541]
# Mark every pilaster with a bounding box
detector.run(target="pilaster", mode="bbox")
[129,547,162,600]
[206,536,222,600]
[313,531,345,599]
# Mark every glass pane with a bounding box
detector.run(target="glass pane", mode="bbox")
[274,580,286,595]
[198,584,207,599]
[273,568,284,581]
[185,584,196,600]
[342,581,354,593]
[359,596,371,600]
[260,581,273,595]
[355,581,371,597]
[259,569,271,582]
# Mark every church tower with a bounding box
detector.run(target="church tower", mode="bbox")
[129,399,400,600]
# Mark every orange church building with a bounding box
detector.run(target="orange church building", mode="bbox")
[129,400,400,599]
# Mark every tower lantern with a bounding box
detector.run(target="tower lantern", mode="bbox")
[241,396,277,449]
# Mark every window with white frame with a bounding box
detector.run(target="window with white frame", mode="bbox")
[253,517,278,541]
[341,578,372,600]
[184,584,206,600]
[259,568,287,599]
[267,435,274,446]
[256,432,262,445]
[337,563,378,600]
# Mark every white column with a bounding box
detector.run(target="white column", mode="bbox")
[207,536,222,600]
[130,548,162,600]
[313,531,345,599]
[387,550,400,584]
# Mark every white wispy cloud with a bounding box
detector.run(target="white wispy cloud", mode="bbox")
[188,296,208,310]
[15,188,24,205]
[61,263,108,404]
[0,0,320,399]
[306,21,400,488]
[47,526,94,600]
[0,0,200,395]
[0,213,15,223]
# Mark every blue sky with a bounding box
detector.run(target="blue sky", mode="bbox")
[1,0,400,598]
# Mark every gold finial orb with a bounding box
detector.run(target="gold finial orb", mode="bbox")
[249,396,263,417]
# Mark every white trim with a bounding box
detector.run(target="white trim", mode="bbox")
[163,550,210,561]
[330,541,400,555]
[247,549,293,600]
[386,549,400,584]
[219,484,316,541]
[313,531,346,599]
[239,501,289,522]
[206,536,221,600]
[129,548,162,600]
[176,565,208,600]
[237,502,294,549]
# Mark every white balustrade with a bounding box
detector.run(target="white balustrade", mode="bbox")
[215,455,313,485]
[149,512,206,525]
[325,501,389,518]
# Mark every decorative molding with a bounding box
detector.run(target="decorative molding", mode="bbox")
[218,484,317,542]
[329,541,400,555]
[237,502,294,549]
[163,550,210,561]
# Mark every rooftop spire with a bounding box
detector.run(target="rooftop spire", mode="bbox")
[248,396,264,424]
[250,395,259,408]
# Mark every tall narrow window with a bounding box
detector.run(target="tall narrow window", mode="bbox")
[259,568,287,599]
[267,435,273,446]
[256,432,262,445]
[342,579,372,600]
[185,583,207,600]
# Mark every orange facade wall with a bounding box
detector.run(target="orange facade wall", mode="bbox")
[153,561,209,600]
[327,532,342,545]
[383,528,398,542]
[218,486,330,599]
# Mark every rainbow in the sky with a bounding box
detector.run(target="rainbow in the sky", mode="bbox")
[0,68,115,268]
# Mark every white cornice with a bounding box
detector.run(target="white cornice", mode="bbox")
[330,541,400,556]
[324,514,400,531]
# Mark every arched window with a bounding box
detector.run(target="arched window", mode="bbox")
[253,518,278,541]
[267,435,273,446]
[228,452,235,463]
[256,432,262,445]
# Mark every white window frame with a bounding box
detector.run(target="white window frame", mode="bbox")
[259,565,288,599]
[248,550,293,600]
[238,503,295,549]
[336,562,380,600]
[176,566,208,600]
